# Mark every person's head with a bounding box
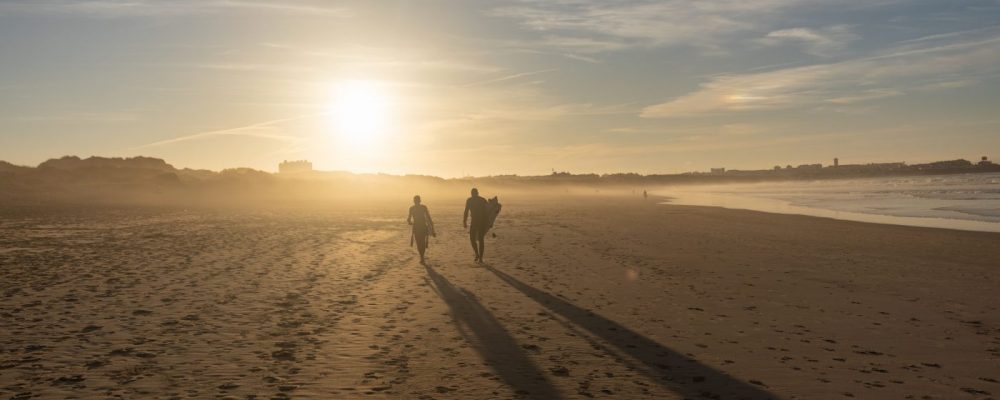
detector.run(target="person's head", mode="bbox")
[471,188,479,197]
[413,195,421,205]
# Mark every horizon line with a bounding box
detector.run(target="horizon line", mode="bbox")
[2,154,995,180]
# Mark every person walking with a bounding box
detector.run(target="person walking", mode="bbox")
[463,188,489,263]
[407,195,435,264]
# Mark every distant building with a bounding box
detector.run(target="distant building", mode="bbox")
[912,159,973,171]
[710,167,726,174]
[980,156,993,166]
[870,162,906,170]
[279,160,313,174]
[796,163,823,170]
[834,158,839,167]
[871,161,906,170]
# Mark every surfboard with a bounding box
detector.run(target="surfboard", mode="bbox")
[486,196,502,231]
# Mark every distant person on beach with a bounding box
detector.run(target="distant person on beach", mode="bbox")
[407,195,435,264]
[643,190,648,200]
[464,188,489,263]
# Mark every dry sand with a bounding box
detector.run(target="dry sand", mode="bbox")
[1,196,998,399]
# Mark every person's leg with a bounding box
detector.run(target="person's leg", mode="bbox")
[475,223,486,262]
[469,229,480,260]
[424,234,430,261]
[477,232,485,262]
[415,232,427,261]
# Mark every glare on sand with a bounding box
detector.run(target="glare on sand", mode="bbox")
[329,80,393,151]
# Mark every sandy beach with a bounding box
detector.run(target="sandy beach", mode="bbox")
[2,196,998,399]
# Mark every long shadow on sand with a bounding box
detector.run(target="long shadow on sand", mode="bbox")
[423,265,563,399]
[485,265,778,400]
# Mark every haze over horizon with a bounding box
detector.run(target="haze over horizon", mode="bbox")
[2,0,999,177]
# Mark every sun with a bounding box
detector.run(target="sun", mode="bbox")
[329,80,393,149]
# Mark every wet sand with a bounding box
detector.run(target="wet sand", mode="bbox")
[1,196,998,399]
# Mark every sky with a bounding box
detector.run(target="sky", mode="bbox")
[1,0,998,177]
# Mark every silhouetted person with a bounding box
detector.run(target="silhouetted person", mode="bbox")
[464,188,489,263]
[407,195,435,264]
[643,189,648,200]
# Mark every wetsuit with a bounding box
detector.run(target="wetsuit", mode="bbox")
[465,195,489,260]
[409,204,431,257]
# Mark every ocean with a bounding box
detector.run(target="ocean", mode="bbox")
[662,172,1000,233]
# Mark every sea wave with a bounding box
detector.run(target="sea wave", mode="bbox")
[663,172,1000,232]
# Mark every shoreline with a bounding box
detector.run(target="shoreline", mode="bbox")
[660,191,1000,233]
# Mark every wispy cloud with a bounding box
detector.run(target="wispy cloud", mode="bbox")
[489,0,891,54]
[133,62,319,74]
[253,42,503,75]
[642,32,1000,118]
[464,102,635,122]
[895,27,1000,46]
[352,59,501,74]
[825,89,902,104]
[462,68,557,87]
[762,25,858,56]
[133,113,320,149]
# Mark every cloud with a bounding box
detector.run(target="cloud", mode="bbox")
[462,68,557,87]
[825,89,902,104]
[762,25,859,56]
[351,59,501,74]
[489,0,887,54]
[252,42,504,75]
[641,33,1000,118]
[492,1,765,44]
[530,36,632,54]
[133,114,319,149]
[135,62,318,74]
[461,102,635,122]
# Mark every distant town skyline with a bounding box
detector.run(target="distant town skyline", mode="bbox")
[1,1,999,177]
[8,154,995,180]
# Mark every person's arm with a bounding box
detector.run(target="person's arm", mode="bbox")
[463,199,470,228]
[407,206,413,225]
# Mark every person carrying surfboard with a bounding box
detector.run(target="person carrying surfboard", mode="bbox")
[464,188,490,263]
[407,195,435,264]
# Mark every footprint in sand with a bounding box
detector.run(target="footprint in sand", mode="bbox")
[271,342,297,361]
[521,343,541,354]
[52,375,86,386]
